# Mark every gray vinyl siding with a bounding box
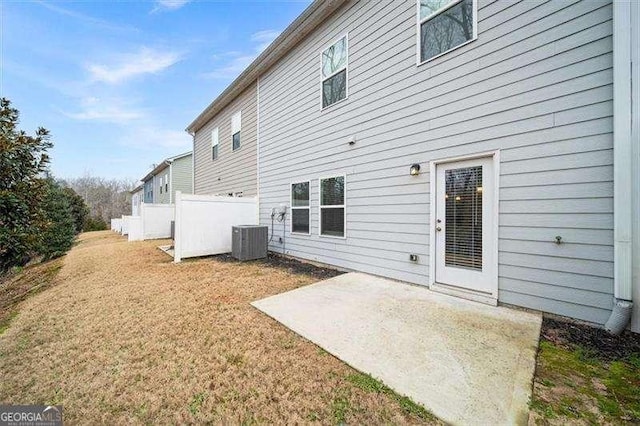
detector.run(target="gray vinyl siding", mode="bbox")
[258,0,614,324]
[171,154,193,201]
[154,166,171,204]
[194,83,258,197]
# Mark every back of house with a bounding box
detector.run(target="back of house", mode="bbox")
[190,0,639,331]
[189,82,258,197]
[139,151,193,205]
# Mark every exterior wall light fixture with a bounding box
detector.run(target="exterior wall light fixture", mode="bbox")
[410,164,421,176]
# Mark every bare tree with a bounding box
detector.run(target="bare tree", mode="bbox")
[62,173,137,223]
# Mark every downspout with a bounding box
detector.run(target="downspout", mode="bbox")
[188,130,196,194]
[256,78,261,224]
[606,0,634,335]
[169,161,173,204]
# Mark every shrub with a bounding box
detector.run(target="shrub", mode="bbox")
[83,216,108,232]
[0,98,52,272]
[38,179,76,260]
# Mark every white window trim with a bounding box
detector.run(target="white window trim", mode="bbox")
[318,174,347,239]
[290,180,311,236]
[211,127,219,160]
[231,111,242,152]
[320,33,349,111]
[415,0,478,66]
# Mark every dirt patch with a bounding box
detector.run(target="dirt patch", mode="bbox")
[213,252,344,281]
[530,316,640,425]
[541,316,640,362]
[0,231,438,424]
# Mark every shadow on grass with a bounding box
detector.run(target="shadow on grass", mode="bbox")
[0,257,64,335]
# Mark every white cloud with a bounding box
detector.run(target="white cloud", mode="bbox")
[121,126,191,150]
[63,97,146,124]
[152,0,191,13]
[251,29,281,51]
[204,29,281,80]
[202,54,256,80]
[37,1,139,33]
[64,96,189,149]
[87,47,182,84]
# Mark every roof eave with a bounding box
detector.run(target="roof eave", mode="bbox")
[185,0,348,133]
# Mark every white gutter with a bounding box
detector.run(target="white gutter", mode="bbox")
[169,161,174,204]
[190,131,196,194]
[256,78,261,223]
[607,0,635,334]
[631,0,640,333]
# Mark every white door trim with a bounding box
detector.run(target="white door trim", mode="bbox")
[428,150,500,304]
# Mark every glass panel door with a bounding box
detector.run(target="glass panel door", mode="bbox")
[435,156,496,297]
[445,166,483,270]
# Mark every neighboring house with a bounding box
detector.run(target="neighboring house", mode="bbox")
[130,185,144,216]
[190,0,639,331]
[187,82,258,197]
[140,151,193,204]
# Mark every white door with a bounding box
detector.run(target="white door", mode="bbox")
[435,157,496,295]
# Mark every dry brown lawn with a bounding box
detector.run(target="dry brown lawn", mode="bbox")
[0,231,438,424]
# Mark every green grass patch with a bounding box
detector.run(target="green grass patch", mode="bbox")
[532,339,640,423]
[346,372,436,421]
[331,390,350,424]
[188,392,206,415]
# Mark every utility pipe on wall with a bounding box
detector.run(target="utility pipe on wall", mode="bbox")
[607,0,635,334]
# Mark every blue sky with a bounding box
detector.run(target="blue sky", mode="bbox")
[1,0,310,181]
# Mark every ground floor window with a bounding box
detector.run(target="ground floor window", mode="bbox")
[319,175,345,237]
[291,181,310,234]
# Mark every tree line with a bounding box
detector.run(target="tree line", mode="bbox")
[0,98,134,272]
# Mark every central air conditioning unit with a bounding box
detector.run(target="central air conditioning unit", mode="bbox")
[232,225,268,261]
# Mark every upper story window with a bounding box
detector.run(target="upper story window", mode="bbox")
[418,0,476,63]
[165,173,168,192]
[159,176,163,194]
[321,35,348,108]
[211,127,219,160]
[291,181,310,235]
[231,111,241,151]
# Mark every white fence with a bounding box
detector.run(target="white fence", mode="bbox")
[121,215,132,235]
[111,218,122,233]
[127,216,143,241]
[174,192,258,262]
[127,203,175,241]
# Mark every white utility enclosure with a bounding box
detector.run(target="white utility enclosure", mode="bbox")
[173,192,258,262]
[127,203,175,241]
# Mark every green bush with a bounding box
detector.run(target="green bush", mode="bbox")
[0,98,52,271]
[63,187,89,234]
[0,98,90,270]
[38,179,77,260]
[83,216,108,232]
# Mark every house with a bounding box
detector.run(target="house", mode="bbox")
[130,185,144,216]
[187,82,257,197]
[139,151,193,204]
[191,0,639,332]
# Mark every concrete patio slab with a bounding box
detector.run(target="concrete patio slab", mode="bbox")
[252,272,542,426]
